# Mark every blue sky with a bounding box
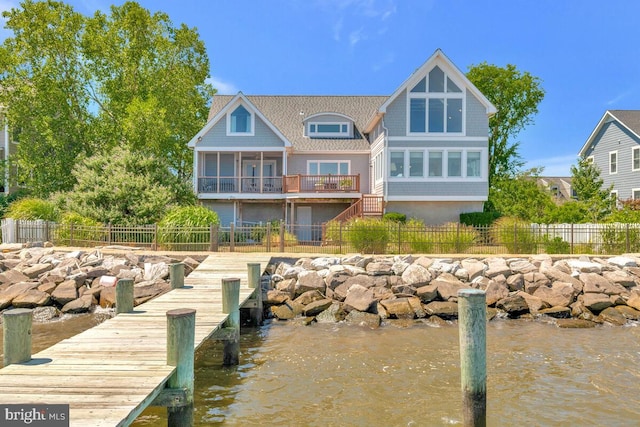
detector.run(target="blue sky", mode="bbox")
[2,0,640,176]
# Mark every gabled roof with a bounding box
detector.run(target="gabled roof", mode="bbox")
[367,48,497,132]
[537,176,573,201]
[579,110,640,156]
[200,94,387,151]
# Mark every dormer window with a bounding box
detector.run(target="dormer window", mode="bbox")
[408,65,464,134]
[227,104,253,135]
[308,122,350,137]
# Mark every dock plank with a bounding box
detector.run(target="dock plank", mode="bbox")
[0,253,272,426]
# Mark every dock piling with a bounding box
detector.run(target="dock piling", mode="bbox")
[222,278,240,365]
[247,263,263,325]
[116,278,134,314]
[170,263,185,289]
[166,308,196,427]
[2,308,32,366]
[458,289,487,427]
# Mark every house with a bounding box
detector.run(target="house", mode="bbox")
[537,177,574,202]
[579,110,640,201]
[187,49,496,235]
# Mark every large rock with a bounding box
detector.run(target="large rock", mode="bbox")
[533,282,575,307]
[614,305,640,320]
[598,306,627,326]
[567,260,602,274]
[32,306,61,322]
[344,311,381,328]
[496,295,529,317]
[485,280,509,306]
[423,301,458,320]
[266,290,291,305]
[316,302,347,323]
[0,282,39,309]
[0,269,30,285]
[21,263,54,279]
[294,290,325,306]
[310,257,340,270]
[415,284,438,303]
[538,306,571,319]
[580,273,628,295]
[134,282,171,305]
[324,271,350,290]
[626,289,640,311]
[366,260,394,276]
[61,294,94,314]
[433,273,468,301]
[608,256,637,268]
[461,259,487,280]
[11,289,51,308]
[51,280,79,305]
[485,258,510,278]
[540,266,583,292]
[271,300,304,320]
[303,299,333,316]
[509,259,538,275]
[581,293,613,313]
[603,270,637,288]
[342,274,379,289]
[523,272,550,294]
[401,264,432,287]
[506,273,524,292]
[99,286,116,308]
[295,271,326,296]
[516,291,549,313]
[380,297,415,319]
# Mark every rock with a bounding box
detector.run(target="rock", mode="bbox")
[271,300,304,320]
[343,274,378,289]
[461,259,487,280]
[143,262,168,281]
[37,281,58,294]
[626,289,640,311]
[556,319,597,328]
[366,260,394,275]
[324,271,350,290]
[516,291,549,313]
[423,301,459,320]
[61,294,94,314]
[523,272,550,294]
[598,307,627,326]
[99,287,116,308]
[134,283,171,305]
[99,276,118,288]
[32,306,61,322]
[533,282,575,307]
[295,271,326,296]
[67,272,88,287]
[540,266,583,292]
[407,296,426,318]
[433,273,468,301]
[614,305,640,320]
[282,266,305,279]
[496,295,529,317]
[380,297,415,319]
[266,290,291,304]
[51,280,79,305]
[567,260,602,274]
[11,289,51,308]
[580,273,628,295]
[311,257,340,270]
[603,270,637,288]
[608,256,637,268]
[581,293,613,313]
[509,259,538,275]
[401,264,432,287]
[414,256,434,269]
[538,306,571,319]
[391,260,411,275]
[294,290,325,306]
[21,263,54,279]
[303,299,334,316]
[485,258,510,278]
[315,302,347,323]
[181,257,200,275]
[391,284,416,296]
[485,280,509,306]
[506,273,524,292]
[0,269,30,285]
[0,282,39,309]
[345,311,381,328]
[84,266,109,279]
[371,286,394,301]
[429,259,458,274]
[415,284,438,303]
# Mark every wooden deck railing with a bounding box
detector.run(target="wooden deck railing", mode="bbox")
[283,174,360,193]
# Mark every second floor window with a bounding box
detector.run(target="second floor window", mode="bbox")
[610,151,617,174]
[308,122,350,137]
[229,105,252,134]
[408,66,463,134]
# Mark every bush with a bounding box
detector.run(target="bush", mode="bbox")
[345,218,389,253]
[5,197,59,221]
[460,211,501,226]
[490,216,537,253]
[323,220,343,243]
[383,212,407,223]
[543,236,570,254]
[403,218,432,253]
[54,212,104,245]
[600,223,640,254]
[264,229,298,247]
[158,206,219,249]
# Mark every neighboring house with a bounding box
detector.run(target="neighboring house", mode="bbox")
[579,110,640,201]
[187,49,496,235]
[537,177,574,202]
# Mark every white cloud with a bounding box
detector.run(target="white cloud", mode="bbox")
[207,76,239,95]
[318,0,397,46]
[349,27,365,46]
[525,154,577,177]
[606,89,633,106]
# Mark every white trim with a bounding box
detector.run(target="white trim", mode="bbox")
[306,159,351,175]
[579,110,640,157]
[307,121,351,138]
[304,112,354,122]
[633,147,640,172]
[632,188,640,200]
[285,193,362,200]
[386,195,487,202]
[290,150,370,155]
[387,136,488,142]
[193,146,286,153]
[226,102,255,136]
[198,193,287,201]
[609,150,618,175]
[387,148,487,180]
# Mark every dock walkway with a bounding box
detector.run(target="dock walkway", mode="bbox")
[0,253,272,426]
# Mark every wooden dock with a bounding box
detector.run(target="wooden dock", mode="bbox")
[0,253,273,426]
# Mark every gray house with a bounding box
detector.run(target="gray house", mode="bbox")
[187,49,496,232]
[579,110,640,201]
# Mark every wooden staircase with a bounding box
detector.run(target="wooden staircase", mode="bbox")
[328,195,384,224]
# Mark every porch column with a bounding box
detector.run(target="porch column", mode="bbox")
[238,152,242,192]
[260,152,264,193]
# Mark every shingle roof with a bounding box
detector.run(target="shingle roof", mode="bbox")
[609,110,640,136]
[208,95,388,151]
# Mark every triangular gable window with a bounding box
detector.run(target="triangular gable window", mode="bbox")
[230,105,252,133]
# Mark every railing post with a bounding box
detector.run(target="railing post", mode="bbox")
[339,221,343,253]
[153,223,158,251]
[69,222,74,247]
[170,263,185,289]
[247,263,263,325]
[397,221,401,254]
[279,223,285,252]
[116,278,134,314]
[166,308,196,427]
[222,278,241,365]
[456,222,461,253]
[458,289,487,427]
[230,224,235,252]
[266,223,272,252]
[570,223,574,255]
[3,308,32,366]
[107,222,112,245]
[513,222,518,253]
[626,223,630,253]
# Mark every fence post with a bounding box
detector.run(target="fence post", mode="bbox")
[230,224,235,252]
[266,223,272,252]
[458,289,487,427]
[339,222,343,253]
[279,223,285,252]
[456,222,461,253]
[44,221,50,244]
[116,279,134,314]
[153,223,158,251]
[15,219,19,244]
[166,308,196,426]
[69,223,74,247]
[513,222,518,254]
[107,223,112,246]
[3,308,32,366]
[570,223,574,255]
[626,223,630,253]
[222,278,241,365]
[247,263,263,325]
[170,263,185,289]
[397,221,401,254]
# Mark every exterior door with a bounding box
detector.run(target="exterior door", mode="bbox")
[296,206,312,242]
[242,160,276,192]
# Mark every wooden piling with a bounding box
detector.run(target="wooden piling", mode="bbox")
[222,278,240,365]
[247,263,263,325]
[458,289,487,427]
[170,263,185,289]
[166,308,196,427]
[116,278,134,314]
[2,308,33,366]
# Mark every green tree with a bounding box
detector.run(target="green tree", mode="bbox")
[466,63,545,184]
[0,1,214,196]
[54,147,196,225]
[488,168,555,223]
[570,157,613,222]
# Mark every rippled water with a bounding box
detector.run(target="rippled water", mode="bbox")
[132,319,640,427]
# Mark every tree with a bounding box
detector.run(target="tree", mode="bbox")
[570,157,613,222]
[488,168,555,223]
[466,63,545,185]
[54,147,196,225]
[0,1,214,197]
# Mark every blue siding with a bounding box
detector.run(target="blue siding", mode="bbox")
[466,92,488,137]
[385,90,407,137]
[388,140,486,148]
[198,114,285,148]
[387,181,488,198]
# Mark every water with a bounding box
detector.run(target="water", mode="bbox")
[132,319,640,426]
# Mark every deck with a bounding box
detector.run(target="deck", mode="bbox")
[0,253,273,426]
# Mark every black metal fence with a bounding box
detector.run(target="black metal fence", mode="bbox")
[2,219,639,255]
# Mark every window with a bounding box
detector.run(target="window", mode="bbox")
[447,151,462,177]
[610,190,619,209]
[467,151,481,177]
[229,105,252,134]
[409,151,423,177]
[308,122,349,137]
[633,189,640,200]
[408,66,464,134]
[308,161,349,175]
[610,151,618,174]
[633,147,640,171]
[390,152,404,177]
[428,152,443,177]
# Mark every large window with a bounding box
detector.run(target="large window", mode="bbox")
[388,149,483,179]
[467,151,481,177]
[409,151,424,177]
[447,151,462,177]
[408,66,464,134]
[308,160,349,175]
[610,151,618,174]
[229,105,252,134]
[308,122,350,137]
[633,147,640,171]
[390,152,404,177]
[428,152,443,177]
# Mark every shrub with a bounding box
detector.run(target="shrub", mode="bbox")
[345,217,390,253]
[5,197,59,221]
[460,211,501,226]
[323,220,343,243]
[543,236,570,254]
[403,218,432,253]
[490,216,537,253]
[383,212,407,223]
[264,229,298,247]
[158,206,219,249]
[54,212,104,245]
[600,223,640,254]
[440,222,478,253]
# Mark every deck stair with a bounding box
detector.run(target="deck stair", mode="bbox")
[322,195,384,243]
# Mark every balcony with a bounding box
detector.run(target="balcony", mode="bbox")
[197,174,360,195]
